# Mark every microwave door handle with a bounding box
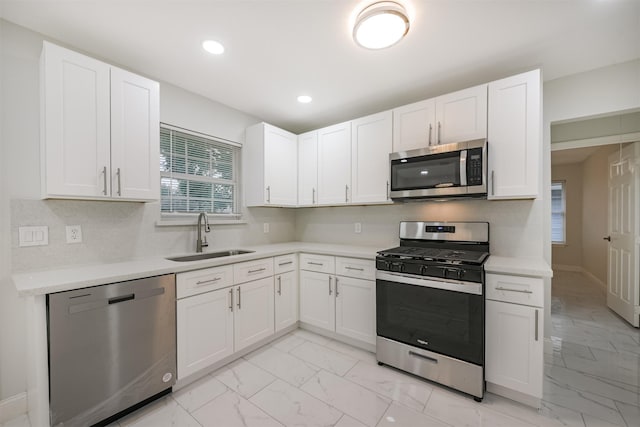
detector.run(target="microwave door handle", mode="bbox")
[460,150,467,186]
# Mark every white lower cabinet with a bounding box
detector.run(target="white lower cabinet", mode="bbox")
[485,272,544,407]
[234,277,275,352]
[299,270,335,331]
[334,276,376,344]
[275,270,298,332]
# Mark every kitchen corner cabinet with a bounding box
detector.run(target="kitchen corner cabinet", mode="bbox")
[317,121,352,204]
[488,70,541,199]
[485,272,544,407]
[298,131,318,205]
[351,111,393,203]
[40,41,159,201]
[392,84,487,152]
[244,122,298,207]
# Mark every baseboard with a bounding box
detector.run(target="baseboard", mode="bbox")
[582,269,607,292]
[0,392,27,423]
[551,264,583,273]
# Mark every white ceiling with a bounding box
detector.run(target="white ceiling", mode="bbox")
[1,0,639,133]
[551,145,602,166]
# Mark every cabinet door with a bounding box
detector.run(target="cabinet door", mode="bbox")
[335,276,376,344]
[392,98,437,151]
[351,111,393,203]
[485,300,543,398]
[264,124,298,205]
[41,41,111,198]
[298,131,318,205]
[317,122,351,204]
[299,270,335,331]
[488,70,540,199]
[435,84,487,145]
[234,277,275,352]
[177,288,234,379]
[275,271,299,332]
[110,67,160,200]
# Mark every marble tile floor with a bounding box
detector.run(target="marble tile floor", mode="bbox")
[4,270,639,427]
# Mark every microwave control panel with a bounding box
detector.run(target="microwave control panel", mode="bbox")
[466,148,484,186]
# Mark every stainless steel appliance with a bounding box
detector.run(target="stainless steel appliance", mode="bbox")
[389,139,487,200]
[48,274,177,426]
[376,221,489,400]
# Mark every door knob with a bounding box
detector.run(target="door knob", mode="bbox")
[603,236,611,242]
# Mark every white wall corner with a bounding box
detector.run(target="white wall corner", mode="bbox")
[0,392,28,423]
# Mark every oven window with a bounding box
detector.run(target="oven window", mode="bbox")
[391,151,461,191]
[376,279,484,365]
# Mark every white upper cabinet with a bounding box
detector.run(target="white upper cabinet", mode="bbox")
[392,98,436,152]
[351,111,393,203]
[244,122,298,206]
[435,84,488,145]
[317,121,352,204]
[40,41,159,201]
[298,131,318,205]
[488,70,541,199]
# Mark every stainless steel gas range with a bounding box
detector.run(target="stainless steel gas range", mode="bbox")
[375,221,489,401]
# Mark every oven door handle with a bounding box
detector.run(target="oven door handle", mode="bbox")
[375,271,482,296]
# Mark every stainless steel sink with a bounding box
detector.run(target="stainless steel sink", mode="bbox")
[166,250,254,262]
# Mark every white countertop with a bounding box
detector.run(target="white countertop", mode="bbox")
[12,242,381,296]
[485,256,553,278]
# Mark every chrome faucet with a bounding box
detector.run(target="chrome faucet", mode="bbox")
[196,212,211,252]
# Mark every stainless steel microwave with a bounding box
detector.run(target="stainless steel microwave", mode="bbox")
[389,139,487,201]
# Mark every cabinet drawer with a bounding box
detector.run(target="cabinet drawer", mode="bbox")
[274,253,297,274]
[336,257,375,280]
[177,265,234,299]
[486,273,543,307]
[299,253,335,273]
[234,258,274,284]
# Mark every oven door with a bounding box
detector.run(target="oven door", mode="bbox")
[376,272,484,366]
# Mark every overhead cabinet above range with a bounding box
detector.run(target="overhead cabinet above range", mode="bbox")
[40,41,160,201]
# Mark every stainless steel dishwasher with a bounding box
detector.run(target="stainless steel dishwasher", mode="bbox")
[47,274,176,427]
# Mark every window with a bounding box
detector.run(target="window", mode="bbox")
[551,181,566,244]
[160,125,240,217]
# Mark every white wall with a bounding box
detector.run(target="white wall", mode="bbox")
[0,20,296,401]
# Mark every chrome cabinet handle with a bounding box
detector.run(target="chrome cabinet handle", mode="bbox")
[428,123,432,145]
[491,170,495,195]
[102,166,108,195]
[312,188,316,204]
[437,121,441,144]
[116,168,122,196]
[266,186,271,203]
[534,309,539,341]
[196,277,221,286]
[277,276,282,295]
[248,268,266,274]
[328,276,332,295]
[278,261,293,266]
[229,288,234,312]
[308,262,324,266]
[345,266,364,271]
[345,185,349,203]
[335,277,339,297]
[237,287,241,309]
[495,286,533,294]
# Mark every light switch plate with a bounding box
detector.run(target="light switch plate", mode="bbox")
[66,225,83,244]
[19,226,49,247]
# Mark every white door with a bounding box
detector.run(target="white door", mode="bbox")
[264,124,298,205]
[176,288,234,379]
[298,131,318,205]
[392,98,437,151]
[485,300,543,398]
[607,143,640,327]
[317,122,351,204]
[335,276,376,344]
[110,67,160,200]
[41,41,111,198]
[234,277,275,352]
[487,70,540,199]
[275,271,299,332]
[435,84,487,145]
[299,270,335,331]
[351,111,393,203]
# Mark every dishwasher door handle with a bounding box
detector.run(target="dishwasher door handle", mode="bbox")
[108,294,135,305]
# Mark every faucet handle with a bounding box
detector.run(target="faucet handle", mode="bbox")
[202,236,208,248]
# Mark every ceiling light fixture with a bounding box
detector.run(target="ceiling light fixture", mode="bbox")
[202,40,224,55]
[353,1,410,49]
[297,95,313,104]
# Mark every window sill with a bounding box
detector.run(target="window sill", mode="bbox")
[552,242,567,247]
[156,214,246,227]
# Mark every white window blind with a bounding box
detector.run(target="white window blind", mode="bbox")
[551,181,566,244]
[160,126,239,216]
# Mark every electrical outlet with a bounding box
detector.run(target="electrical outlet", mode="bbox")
[66,225,83,244]
[355,222,362,233]
[263,223,270,233]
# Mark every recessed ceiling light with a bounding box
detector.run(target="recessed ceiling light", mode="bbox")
[353,1,410,50]
[297,95,313,103]
[202,40,224,55]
